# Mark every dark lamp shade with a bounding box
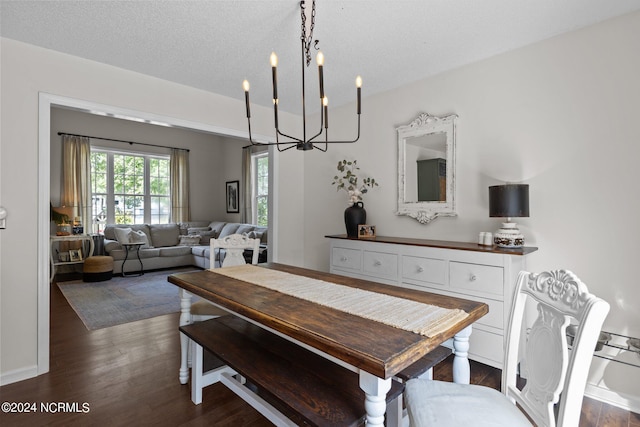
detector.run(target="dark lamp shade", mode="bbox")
[489,184,529,218]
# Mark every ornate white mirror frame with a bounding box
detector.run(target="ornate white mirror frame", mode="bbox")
[396,112,458,224]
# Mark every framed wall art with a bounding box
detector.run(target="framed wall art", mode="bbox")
[226,180,240,213]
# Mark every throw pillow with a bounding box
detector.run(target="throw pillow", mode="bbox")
[198,230,218,245]
[129,229,151,248]
[247,230,263,241]
[113,227,133,244]
[179,235,201,246]
[188,227,210,235]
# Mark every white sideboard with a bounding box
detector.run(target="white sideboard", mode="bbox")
[326,234,537,369]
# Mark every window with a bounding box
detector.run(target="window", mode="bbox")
[90,149,170,233]
[252,152,269,226]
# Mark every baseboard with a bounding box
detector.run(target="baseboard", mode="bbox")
[585,383,640,414]
[0,364,38,386]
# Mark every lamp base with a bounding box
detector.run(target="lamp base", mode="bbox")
[494,222,524,248]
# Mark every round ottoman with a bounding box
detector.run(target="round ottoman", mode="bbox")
[83,256,114,282]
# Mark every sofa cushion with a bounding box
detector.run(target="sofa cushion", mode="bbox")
[158,246,193,257]
[218,223,241,238]
[149,223,180,247]
[208,221,227,236]
[104,239,122,253]
[191,246,209,257]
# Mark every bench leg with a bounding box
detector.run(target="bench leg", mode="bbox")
[179,290,192,385]
[452,325,472,384]
[191,341,205,404]
[359,371,391,427]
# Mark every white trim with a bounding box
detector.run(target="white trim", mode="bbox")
[37,92,274,380]
[0,364,39,386]
[38,94,52,375]
[585,383,640,414]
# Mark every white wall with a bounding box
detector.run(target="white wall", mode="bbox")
[0,38,304,383]
[304,11,640,409]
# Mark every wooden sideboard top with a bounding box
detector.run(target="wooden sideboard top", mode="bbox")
[325,234,538,256]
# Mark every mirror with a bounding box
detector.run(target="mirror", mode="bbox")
[397,112,458,223]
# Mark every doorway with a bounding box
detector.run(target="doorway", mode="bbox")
[38,93,276,374]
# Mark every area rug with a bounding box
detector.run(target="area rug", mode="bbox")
[57,267,199,330]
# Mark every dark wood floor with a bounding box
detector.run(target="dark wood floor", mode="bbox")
[0,275,638,426]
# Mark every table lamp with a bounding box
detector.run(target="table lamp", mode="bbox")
[489,184,529,248]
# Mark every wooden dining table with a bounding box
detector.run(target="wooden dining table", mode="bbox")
[168,262,488,427]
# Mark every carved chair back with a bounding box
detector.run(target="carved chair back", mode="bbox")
[211,233,260,269]
[503,270,610,427]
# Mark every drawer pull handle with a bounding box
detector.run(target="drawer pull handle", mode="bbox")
[340,256,348,262]
[470,274,477,282]
[417,266,424,273]
[374,260,382,266]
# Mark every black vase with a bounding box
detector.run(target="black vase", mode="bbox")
[344,201,366,237]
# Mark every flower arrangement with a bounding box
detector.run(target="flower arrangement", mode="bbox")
[331,159,379,205]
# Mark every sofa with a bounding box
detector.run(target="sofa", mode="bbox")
[102,221,268,274]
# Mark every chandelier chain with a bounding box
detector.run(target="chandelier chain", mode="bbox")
[301,0,317,66]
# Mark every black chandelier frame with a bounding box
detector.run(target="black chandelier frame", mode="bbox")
[242,0,361,152]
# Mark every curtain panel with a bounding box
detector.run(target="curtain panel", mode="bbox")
[61,135,92,230]
[170,148,190,223]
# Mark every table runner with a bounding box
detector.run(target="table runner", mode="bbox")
[212,265,468,337]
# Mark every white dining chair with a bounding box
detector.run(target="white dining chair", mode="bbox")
[179,233,260,384]
[404,269,610,427]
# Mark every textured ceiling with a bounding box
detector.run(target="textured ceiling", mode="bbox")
[2,0,639,114]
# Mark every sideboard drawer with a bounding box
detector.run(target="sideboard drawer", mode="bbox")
[461,295,504,330]
[363,250,398,280]
[449,262,504,297]
[331,247,362,271]
[469,328,504,366]
[401,255,446,286]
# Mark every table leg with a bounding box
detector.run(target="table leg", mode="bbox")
[135,246,143,275]
[452,325,472,384]
[179,290,192,384]
[122,244,144,277]
[359,370,391,427]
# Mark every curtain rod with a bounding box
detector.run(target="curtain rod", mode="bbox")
[57,132,190,152]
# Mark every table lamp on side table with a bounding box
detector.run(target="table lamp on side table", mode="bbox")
[489,184,530,248]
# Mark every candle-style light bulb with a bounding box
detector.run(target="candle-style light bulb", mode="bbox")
[270,52,278,102]
[242,80,251,118]
[355,75,362,115]
[317,51,325,99]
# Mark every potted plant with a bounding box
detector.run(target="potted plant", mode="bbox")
[331,159,378,237]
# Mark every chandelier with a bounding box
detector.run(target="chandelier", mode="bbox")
[242,0,362,152]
